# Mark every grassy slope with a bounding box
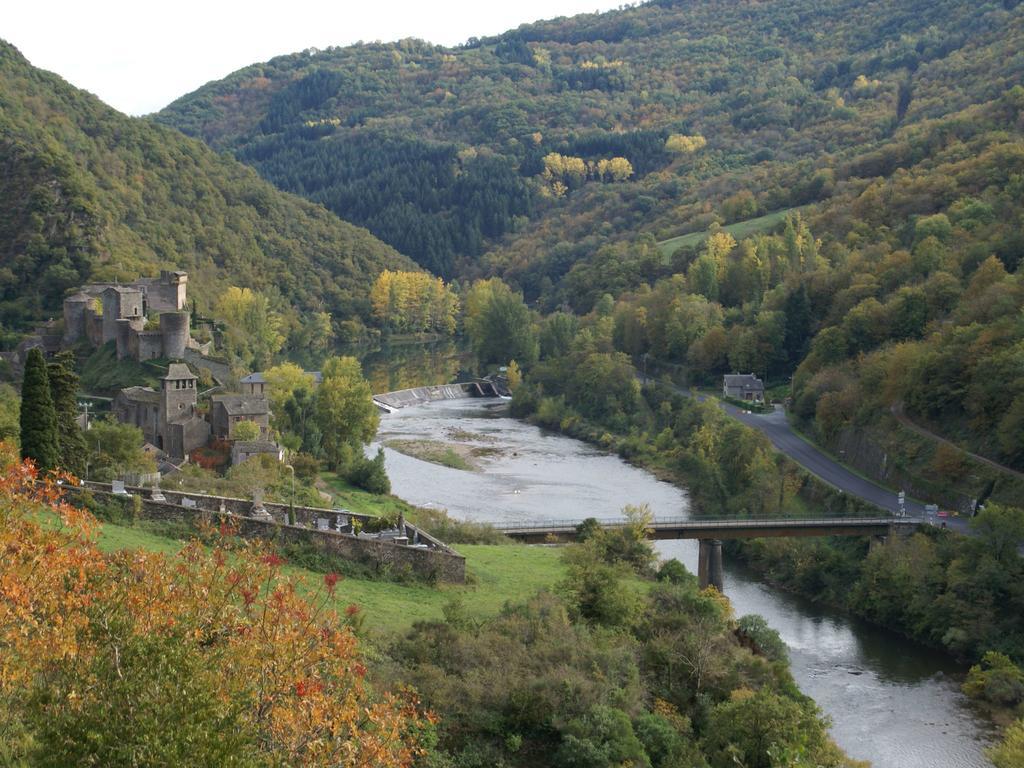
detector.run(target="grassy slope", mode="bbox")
[656,208,796,257]
[93,519,571,635]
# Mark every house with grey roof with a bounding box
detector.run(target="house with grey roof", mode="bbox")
[240,370,322,397]
[210,393,271,440]
[722,373,765,403]
[231,440,284,466]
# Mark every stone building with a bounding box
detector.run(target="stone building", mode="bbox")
[722,373,765,403]
[112,363,210,460]
[209,394,271,440]
[62,270,196,362]
[231,440,284,466]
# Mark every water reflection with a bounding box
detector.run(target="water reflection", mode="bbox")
[377,398,995,768]
[293,338,470,395]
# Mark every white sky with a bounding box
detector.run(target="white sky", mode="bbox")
[5,0,623,116]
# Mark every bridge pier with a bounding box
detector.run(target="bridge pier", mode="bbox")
[698,539,724,592]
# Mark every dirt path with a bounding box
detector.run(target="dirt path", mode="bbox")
[890,403,1024,481]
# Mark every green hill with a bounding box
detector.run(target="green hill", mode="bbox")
[156,0,1024,296]
[0,41,415,334]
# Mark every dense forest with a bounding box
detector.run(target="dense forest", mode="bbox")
[154,0,1024,473]
[159,0,1024,289]
[0,40,414,339]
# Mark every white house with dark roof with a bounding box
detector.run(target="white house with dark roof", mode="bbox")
[722,373,765,403]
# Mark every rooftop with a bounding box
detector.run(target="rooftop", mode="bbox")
[212,394,270,416]
[162,363,197,381]
[118,386,160,404]
[723,373,764,386]
[240,370,322,385]
[232,440,280,453]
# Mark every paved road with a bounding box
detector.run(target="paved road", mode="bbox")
[656,380,974,536]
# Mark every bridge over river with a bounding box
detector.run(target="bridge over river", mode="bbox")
[488,516,922,591]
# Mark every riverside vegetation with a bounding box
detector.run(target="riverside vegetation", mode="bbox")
[0,452,863,768]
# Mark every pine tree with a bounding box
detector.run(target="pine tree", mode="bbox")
[19,348,59,472]
[48,351,88,477]
[783,284,812,367]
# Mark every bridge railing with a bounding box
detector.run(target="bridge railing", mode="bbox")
[487,516,914,532]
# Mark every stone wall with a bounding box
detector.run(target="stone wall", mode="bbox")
[74,483,465,583]
[833,426,977,513]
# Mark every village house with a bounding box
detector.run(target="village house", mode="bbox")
[209,394,271,440]
[722,373,765,403]
[231,440,285,466]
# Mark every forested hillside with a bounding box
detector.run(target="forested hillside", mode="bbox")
[159,0,1024,285]
[158,0,1024,477]
[0,41,414,336]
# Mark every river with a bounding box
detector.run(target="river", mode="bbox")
[371,397,996,768]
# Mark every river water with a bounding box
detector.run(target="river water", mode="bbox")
[372,398,995,768]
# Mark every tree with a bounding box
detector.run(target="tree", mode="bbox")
[232,420,261,442]
[971,504,1024,562]
[962,651,1024,707]
[349,447,390,495]
[665,134,706,154]
[47,351,87,477]
[370,270,459,334]
[687,255,719,301]
[989,718,1024,768]
[281,388,322,457]
[464,279,538,368]
[555,706,650,768]
[214,287,285,369]
[316,356,379,471]
[0,463,429,767]
[263,362,315,418]
[506,360,522,391]
[0,383,19,446]
[19,348,59,472]
[560,544,637,628]
[702,688,837,768]
[783,284,812,366]
[88,417,156,481]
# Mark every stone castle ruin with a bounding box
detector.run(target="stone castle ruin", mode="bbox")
[62,270,201,362]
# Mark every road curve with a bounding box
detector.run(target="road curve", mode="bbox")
[658,381,974,536]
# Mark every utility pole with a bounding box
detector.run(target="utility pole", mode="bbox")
[285,464,295,525]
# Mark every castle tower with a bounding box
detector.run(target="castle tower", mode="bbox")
[62,292,93,345]
[160,311,190,359]
[160,363,198,429]
[101,286,144,344]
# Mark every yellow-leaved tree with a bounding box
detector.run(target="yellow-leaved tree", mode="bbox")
[214,286,285,369]
[263,362,316,417]
[370,270,459,335]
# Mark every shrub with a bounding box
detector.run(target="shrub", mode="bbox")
[348,447,391,495]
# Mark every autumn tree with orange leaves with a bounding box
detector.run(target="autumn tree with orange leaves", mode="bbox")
[0,448,432,767]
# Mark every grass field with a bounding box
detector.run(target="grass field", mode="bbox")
[657,207,797,258]
[319,471,418,519]
[93,519,574,635]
